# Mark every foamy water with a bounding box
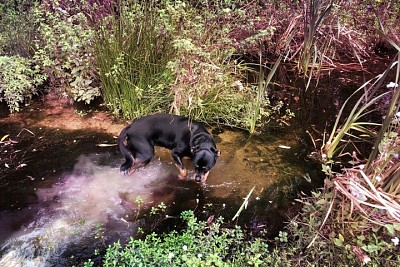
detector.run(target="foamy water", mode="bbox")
[0,154,176,266]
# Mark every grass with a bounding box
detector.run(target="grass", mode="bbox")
[95,1,175,119]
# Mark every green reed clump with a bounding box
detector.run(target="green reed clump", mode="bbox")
[95,1,176,119]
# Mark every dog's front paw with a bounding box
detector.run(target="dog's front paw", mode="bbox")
[178,173,187,180]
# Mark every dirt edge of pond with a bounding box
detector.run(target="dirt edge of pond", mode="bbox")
[0,94,126,137]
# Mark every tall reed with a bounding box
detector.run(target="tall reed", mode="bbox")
[95,1,175,119]
[365,28,400,174]
[322,80,391,172]
[248,51,282,134]
[299,0,332,78]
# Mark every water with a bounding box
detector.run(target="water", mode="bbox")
[0,109,323,266]
[0,152,184,266]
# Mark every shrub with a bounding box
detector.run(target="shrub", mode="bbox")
[87,210,269,266]
[160,1,291,130]
[0,56,45,112]
[33,0,100,103]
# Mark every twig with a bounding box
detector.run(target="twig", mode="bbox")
[232,186,256,221]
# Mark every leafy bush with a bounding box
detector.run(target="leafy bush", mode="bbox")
[0,56,45,112]
[87,210,269,266]
[33,0,100,103]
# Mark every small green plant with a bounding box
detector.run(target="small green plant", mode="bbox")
[150,202,167,215]
[134,196,144,221]
[86,210,269,266]
[83,259,94,267]
[275,231,288,243]
[0,55,45,112]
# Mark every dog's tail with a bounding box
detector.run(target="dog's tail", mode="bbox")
[118,126,134,174]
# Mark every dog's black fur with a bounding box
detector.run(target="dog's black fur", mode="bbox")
[119,114,219,182]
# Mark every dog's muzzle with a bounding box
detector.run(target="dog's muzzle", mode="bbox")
[195,174,202,182]
[194,171,209,183]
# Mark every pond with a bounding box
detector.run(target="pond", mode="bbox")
[0,98,323,266]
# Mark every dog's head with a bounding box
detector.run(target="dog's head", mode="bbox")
[191,146,220,183]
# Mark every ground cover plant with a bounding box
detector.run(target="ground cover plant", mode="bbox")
[85,210,269,267]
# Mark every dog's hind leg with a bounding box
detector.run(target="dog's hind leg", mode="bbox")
[126,143,154,174]
[126,159,147,175]
[120,149,135,175]
[121,140,154,175]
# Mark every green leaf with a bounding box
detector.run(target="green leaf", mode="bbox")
[338,233,345,242]
[333,238,343,247]
[385,224,395,236]
[393,223,400,231]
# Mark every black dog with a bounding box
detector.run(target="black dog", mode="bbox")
[119,114,220,183]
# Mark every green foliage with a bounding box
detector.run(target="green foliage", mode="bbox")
[160,0,291,130]
[87,200,400,266]
[0,56,45,112]
[0,0,38,57]
[90,210,269,266]
[95,1,176,119]
[298,0,332,79]
[33,0,100,103]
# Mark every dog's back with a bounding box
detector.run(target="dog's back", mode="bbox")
[124,114,201,149]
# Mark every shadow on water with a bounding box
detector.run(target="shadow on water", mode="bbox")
[0,118,324,266]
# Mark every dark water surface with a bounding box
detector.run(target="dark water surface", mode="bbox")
[0,114,323,266]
